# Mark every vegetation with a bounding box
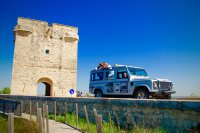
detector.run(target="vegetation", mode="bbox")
[190,93,199,98]
[84,92,93,97]
[0,87,11,94]
[49,113,168,133]
[0,113,39,133]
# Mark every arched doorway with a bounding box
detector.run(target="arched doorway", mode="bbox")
[37,78,53,96]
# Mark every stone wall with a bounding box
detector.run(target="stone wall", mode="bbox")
[0,98,21,116]
[0,95,200,132]
[11,17,79,97]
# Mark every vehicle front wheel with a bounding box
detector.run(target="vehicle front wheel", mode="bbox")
[134,89,149,99]
[95,90,103,98]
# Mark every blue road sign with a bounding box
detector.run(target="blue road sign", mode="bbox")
[69,89,74,94]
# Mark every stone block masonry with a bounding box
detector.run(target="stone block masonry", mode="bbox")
[0,95,200,132]
[11,17,79,97]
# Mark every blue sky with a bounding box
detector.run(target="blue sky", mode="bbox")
[0,0,200,96]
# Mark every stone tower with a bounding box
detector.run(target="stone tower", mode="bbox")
[11,17,79,97]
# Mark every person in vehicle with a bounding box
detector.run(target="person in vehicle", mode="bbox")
[123,72,128,79]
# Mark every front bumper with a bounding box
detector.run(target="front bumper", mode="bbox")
[158,90,176,94]
[152,90,176,96]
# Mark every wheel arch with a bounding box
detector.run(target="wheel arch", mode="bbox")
[133,85,150,94]
[94,87,105,94]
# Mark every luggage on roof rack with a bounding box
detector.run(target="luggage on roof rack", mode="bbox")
[97,62,111,69]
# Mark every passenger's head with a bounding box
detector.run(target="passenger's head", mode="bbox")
[123,73,127,78]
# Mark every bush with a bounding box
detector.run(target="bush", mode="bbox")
[2,87,11,94]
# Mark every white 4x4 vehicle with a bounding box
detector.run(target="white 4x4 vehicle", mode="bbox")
[89,65,175,99]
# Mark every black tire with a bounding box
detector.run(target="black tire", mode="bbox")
[95,90,103,98]
[134,89,149,99]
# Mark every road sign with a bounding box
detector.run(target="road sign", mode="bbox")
[69,89,74,95]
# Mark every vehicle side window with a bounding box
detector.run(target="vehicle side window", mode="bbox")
[135,69,146,76]
[117,69,128,79]
[105,70,114,80]
[91,72,104,81]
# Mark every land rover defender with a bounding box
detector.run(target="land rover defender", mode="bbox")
[89,64,175,99]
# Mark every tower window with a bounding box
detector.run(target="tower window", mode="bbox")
[45,49,49,54]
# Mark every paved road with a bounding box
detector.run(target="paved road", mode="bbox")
[21,113,81,133]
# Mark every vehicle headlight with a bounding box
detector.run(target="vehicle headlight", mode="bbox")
[153,81,158,89]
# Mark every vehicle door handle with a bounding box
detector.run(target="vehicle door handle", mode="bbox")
[115,84,119,85]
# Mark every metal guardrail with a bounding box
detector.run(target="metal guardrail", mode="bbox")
[0,98,21,116]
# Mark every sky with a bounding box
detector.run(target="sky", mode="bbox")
[0,0,200,96]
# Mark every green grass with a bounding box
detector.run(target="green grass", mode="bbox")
[0,113,39,133]
[49,113,168,133]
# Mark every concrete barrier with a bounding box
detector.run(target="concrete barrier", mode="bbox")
[0,95,199,132]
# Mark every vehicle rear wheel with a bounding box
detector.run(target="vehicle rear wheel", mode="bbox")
[95,90,103,98]
[134,89,149,99]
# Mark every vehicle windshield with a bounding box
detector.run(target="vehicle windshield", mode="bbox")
[127,67,148,76]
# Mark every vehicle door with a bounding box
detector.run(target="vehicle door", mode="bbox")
[113,68,129,94]
[90,71,104,93]
[104,69,115,94]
